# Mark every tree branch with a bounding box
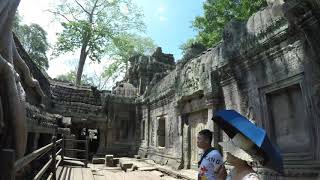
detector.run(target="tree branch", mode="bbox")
[46,9,71,22]
[66,6,81,21]
[89,0,100,23]
[74,0,91,15]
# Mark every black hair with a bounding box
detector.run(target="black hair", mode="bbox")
[198,129,212,144]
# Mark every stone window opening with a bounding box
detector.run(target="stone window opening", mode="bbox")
[157,117,166,147]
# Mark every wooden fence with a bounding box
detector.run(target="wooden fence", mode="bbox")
[0,135,89,180]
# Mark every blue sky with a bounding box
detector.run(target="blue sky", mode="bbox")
[134,0,205,60]
[18,0,205,78]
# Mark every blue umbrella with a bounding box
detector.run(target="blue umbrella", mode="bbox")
[212,109,283,173]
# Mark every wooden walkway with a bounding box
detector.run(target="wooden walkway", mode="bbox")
[57,166,94,180]
[56,166,178,180]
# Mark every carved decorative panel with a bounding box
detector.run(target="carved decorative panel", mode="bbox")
[260,74,315,160]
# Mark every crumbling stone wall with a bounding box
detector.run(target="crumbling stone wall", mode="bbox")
[125,47,175,95]
[50,81,103,120]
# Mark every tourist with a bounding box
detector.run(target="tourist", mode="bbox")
[216,133,262,180]
[197,129,223,180]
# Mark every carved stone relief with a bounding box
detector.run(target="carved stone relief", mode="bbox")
[178,59,201,98]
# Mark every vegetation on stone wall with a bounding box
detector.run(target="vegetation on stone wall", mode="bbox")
[13,15,50,71]
[102,33,157,82]
[181,0,267,52]
[55,71,91,85]
[50,0,147,86]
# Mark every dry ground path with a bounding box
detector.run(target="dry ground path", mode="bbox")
[56,157,197,180]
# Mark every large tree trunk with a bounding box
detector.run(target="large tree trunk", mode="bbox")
[12,37,45,105]
[0,0,27,160]
[0,56,27,158]
[0,0,44,160]
[76,42,88,86]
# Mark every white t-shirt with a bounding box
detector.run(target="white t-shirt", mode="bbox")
[198,150,223,180]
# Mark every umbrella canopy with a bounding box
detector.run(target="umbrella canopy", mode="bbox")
[212,109,283,173]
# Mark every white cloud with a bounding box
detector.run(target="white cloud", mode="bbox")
[159,16,167,22]
[47,59,72,78]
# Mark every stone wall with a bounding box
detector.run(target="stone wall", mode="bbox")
[50,81,104,121]
[136,1,320,179]
[102,94,139,157]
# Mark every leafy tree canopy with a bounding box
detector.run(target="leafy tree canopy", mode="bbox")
[181,0,267,51]
[13,14,50,70]
[51,0,146,85]
[102,33,156,80]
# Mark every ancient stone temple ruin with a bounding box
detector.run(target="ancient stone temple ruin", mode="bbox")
[2,0,320,179]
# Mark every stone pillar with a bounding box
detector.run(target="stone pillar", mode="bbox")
[181,115,190,169]
[206,108,214,131]
[96,126,106,154]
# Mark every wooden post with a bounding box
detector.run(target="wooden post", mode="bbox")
[85,136,89,168]
[0,149,15,180]
[61,135,64,163]
[51,136,56,180]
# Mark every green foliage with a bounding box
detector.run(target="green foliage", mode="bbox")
[186,0,267,48]
[102,33,156,81]
[55,71,92,85]
[13,15,50,70]
[179,38,198,55]
[51,0,146,85]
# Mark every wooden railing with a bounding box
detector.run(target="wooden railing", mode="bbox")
[61,136,89,168]
[0,135,89,180]
[0,136,62,180]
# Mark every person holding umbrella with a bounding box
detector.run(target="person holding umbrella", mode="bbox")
[216,133,263,180]
[212,110,284,180]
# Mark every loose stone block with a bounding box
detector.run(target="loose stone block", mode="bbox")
[105,155,114,167]
[92,158,105,164]
[134,155,141,159]
[113,158,120,166]
[120,162,133,171]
